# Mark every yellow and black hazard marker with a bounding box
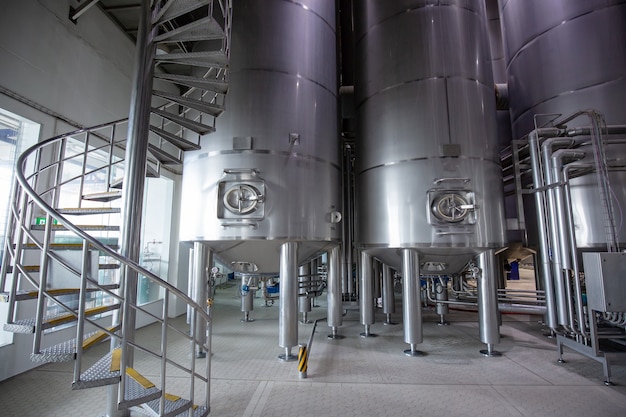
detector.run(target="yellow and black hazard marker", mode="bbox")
[298,343,308,379]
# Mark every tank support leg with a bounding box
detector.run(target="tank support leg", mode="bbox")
[278,242,298,361]
[402,249,425,356]
[193,242,212,358]
[382,265,397,325]
[327,246,344,339]
[478,249,502,357]
[359,252,377,337]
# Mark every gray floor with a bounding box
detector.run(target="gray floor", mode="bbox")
[1,280,625,417]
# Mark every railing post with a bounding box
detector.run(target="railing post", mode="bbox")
[159,289,169,416]
[73,240,91,382]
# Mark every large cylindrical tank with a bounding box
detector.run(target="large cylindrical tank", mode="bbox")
[180,0,341,273]
[354,0,506,273]
[500,0,626,250]
[500,0,626,138]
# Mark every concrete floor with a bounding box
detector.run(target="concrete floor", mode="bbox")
[1,278,625,417]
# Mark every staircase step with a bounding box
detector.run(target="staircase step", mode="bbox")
[1,284,119,302]
[154,16,224,43]
[4,304,120,333]
[82,191,122,202]
[153,0,211,25]
[149,125,201,151]
[21,242,120,251]
[148,144,183,165]
[139,394,193,417]
[31,325,119,363]
[110,164,159,190]
[151,107,216,135]
[175,405,209,417]
[155,50,228,69]
[154,73,229,94]
[57,207,121,215]
[120,368,163,409]
[152,90,224,117]
[31,224,120,232]
[73,348,119,389]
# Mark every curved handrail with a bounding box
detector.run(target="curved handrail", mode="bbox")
[14,121,211,323]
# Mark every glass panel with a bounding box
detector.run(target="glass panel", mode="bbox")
[0,108,40,347]
[138,176,174,305]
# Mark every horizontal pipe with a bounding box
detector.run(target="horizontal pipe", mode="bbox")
[566,125,626,136]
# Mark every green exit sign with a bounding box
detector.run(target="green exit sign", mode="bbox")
[34,217,58,225]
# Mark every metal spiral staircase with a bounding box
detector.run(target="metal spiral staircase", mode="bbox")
[0,1,231,416]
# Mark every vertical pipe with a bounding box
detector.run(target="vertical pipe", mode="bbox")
[552,151,585,332]
[299,263,312,322]
[564,165,590,337]
[478,249,501,356]
[310,257,320,307]
[193,242,212,357]
[359,251,376,337]
[278,242,298,361]
[115,6,156,414]
[73,241,90,383]
[343,144,355,295]
[382,264,396,325]
[542,140,571,327]
[373,259,381,301]
[435,278,449,326]
[205,274,214,410]
[402,249,424,356]
[528,131,558,329]
[187,248,194,324]
[327,245,344,339]
[240,274,255,322]
[159,290,169,415]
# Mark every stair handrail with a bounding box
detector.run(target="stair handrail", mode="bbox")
[3,119,213,410]
[10,121,212,323]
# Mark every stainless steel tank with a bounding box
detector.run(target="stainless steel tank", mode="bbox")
[180,0,341,273]
[500,0,626,250]
[500,0,626,139]
[354,0,506,273]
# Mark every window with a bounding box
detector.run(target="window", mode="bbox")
[0,108,40,346]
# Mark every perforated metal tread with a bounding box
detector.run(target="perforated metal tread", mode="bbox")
[5,304,120,333]
[20,242,120,250]
[148,144,183,165]
[82,191,122,202]
[178,405,209,417]
[57,207,121,215]
[154,50,228,69]
[154,16,224,43]
[154,73,229,94]
[4,284,120,302]
[5,262,119,274]
[119,371,162,410]
[31,326,118,363]
[31,224,120,231]
[139,395,192,417]
[151,107,216,135]
[72,349,120,389]
[152,90,225,117]
[153,0,211,25]
[148,125,202,151]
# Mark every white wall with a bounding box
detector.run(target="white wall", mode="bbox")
[0,0,135,127]
[0,0,136,381]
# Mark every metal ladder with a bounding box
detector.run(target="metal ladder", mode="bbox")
[0,1,231,415]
